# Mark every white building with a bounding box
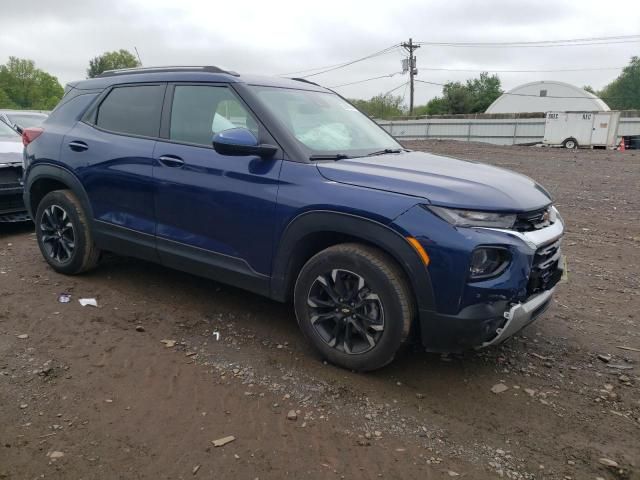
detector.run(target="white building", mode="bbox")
[485,80,610,114]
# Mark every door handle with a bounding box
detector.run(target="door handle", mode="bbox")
[158,155,185,168]
[68,140,88,152]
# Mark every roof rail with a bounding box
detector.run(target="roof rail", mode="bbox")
[290,77,322,87]
[97,66,240,78]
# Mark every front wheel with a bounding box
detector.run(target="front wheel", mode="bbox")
[562,138,578,149]
[294,243,414,371]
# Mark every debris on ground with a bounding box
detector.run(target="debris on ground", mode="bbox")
[598,458,618,468]
[287,410,298,421]
[491,383,509,394]
[212,436,236,447]
[16,334,28,339]
[58,293,71,303]
[161,339,177,348]
[616,345,640,353]
[79,298,98,307]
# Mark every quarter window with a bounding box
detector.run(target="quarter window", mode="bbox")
[169,85,258,147]
[96,85,165,137]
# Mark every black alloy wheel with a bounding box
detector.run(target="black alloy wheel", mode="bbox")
[307,268,385,355]
[40,204,75,264]
[35,190,101,274]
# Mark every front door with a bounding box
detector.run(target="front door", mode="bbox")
[152,83,283,293]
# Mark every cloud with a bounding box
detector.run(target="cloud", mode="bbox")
[1,0,638,106]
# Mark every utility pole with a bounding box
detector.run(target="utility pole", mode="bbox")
[401,38,420,115]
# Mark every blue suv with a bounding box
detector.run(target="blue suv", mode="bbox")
[23,66,565,371]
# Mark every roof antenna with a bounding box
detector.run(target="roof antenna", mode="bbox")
[134,46,143,66]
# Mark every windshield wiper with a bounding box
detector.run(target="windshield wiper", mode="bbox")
[366,148,404,157]
[309,153,351,161]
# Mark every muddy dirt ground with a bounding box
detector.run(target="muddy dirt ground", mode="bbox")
[1,141,639,479]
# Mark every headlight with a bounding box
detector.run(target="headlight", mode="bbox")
[469,247,510,279]
[427,206,516,229]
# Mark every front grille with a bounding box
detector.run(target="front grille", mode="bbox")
[514,207,552,232]
[527,239,563,295]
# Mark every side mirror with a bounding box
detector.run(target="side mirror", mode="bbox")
[212,128,277,158]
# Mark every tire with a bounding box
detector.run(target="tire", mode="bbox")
[562,138,578,149]
[294,243,414,371]
[34,190,101,274]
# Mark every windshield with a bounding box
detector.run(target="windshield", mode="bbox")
[249,86,401,157]
[7,113,47,129]
[0,121,19,138]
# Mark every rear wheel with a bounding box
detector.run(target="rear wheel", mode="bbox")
[294,243,413,371]
[562,138,578,149]
[35,190,100,274]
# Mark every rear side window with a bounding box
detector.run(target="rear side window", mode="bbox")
[96,85,164,137]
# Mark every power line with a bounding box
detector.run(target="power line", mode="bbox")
[400,81,409,105]
[414,40,640,49]
[415,79,447,87]
[304,45,399,78]
[278,44,399,77]
[383,81,409,96]
[418,66,625,73]
[328,72,404,88]
[415,34,640,48]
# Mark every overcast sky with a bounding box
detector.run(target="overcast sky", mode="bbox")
[1,0,638,106]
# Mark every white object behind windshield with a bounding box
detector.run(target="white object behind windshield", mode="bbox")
[251,86,399,154]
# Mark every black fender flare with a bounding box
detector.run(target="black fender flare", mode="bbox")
[24,163,94,222]
[270,210,435,312]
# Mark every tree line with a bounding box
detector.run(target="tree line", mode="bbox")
[351,56,640,119]
[0,50,140,110]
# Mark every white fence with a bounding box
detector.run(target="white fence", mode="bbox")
[377,115,640,146]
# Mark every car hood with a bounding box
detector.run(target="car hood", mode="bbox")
[0,139,23,166]
[317,150,552,211]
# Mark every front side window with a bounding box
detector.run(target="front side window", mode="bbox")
[249,86,400,156]
[169,85,258,147]
[96,85,165,137]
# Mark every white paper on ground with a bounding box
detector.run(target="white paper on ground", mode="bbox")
[79,298,98,307]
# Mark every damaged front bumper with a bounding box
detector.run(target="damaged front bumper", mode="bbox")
[416,213,565,353]
[480,287,555,347]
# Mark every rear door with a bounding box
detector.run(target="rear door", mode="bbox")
[64,83,166,259]
[152,83,283,293]
[591,113,611,146]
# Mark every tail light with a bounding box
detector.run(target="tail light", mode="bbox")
[22,127,44,147]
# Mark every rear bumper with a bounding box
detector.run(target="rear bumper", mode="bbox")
[0,186,28,222]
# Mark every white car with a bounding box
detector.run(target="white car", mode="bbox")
[0,110,48,134]
[0,121,28,222]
